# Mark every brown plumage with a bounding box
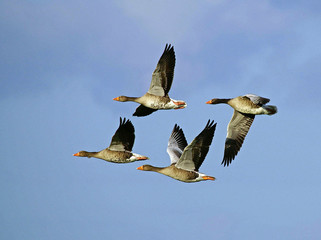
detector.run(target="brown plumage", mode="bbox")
[206,94,277,167]
[113,44,186,117]
[137,120,217,183]
[73,118,148,163]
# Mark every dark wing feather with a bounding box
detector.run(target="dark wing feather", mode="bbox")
[148,44,176,97]
[222,111,255,167]
[109,117,135,151]
[167,124,188,164]
[176,120,216,171]
[133,104,158,117]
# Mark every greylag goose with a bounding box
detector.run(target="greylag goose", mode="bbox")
[137,120,216,182]
[113,44,186,117]
[206,94,277,167]
[73,118,148,163]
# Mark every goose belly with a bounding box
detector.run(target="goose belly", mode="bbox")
[236,106,267,115]
[140,95,171,109]
[159,168,199,182]
[96,150,133,163]
[148,101,169,109]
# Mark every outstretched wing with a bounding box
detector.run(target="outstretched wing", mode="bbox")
[133,105,158,117]
[148,44,176,97]
[167,124,188,165]
[176,120,216,171]
[109,117,135,151]
[222,111,255,167]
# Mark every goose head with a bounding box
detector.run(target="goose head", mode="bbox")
[73,151,91,157]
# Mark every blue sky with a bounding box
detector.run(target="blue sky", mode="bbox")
[1,0,321,239]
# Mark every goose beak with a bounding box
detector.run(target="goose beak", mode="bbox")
[113,97,120,101]
[137,166,144,170]
[206,100,212,104]
[136,156,149,160]
[73,152,80,156]
[202,176,215,181]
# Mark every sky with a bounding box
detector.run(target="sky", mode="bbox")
[1,0,321,239]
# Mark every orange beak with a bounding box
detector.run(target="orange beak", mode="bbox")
[173,101,185,106]
[113,97,120,101]
[136,166,144,170]
[136,156,149,160]
[206,100,212,104]
[73,152,80,156]
[202,176,216,181]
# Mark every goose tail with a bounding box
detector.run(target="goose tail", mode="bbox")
[263,105,277,115]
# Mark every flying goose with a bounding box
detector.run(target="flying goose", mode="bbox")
[73,117,148,163]
[137,120,216,182]
[206,94,277,167]
[113,44,186,117]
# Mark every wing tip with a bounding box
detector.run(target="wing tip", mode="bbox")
[164,43,174,53]
[205,119,217,131]
[132,111,145,117]
[221,154,235,167]
[119,116,132,125]
[170,123,188,150]
[118,117,135,133]
[221,148,237,167]
[173,123,181,132]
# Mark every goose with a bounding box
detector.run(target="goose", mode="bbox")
[137,120,216,182]
[206,94,277,167]
[113,44,186,117]
[73,117,148,163]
